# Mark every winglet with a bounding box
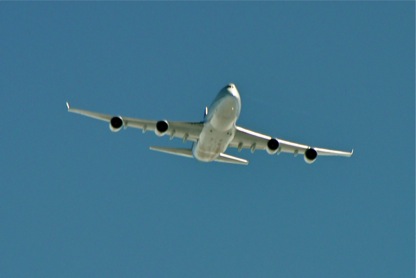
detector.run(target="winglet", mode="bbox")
[66,102,70,110]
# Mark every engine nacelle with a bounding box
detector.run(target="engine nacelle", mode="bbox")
[109,116,124,132]
[266,138,280,155]
[304,148,318,164]
[155,120,169,136]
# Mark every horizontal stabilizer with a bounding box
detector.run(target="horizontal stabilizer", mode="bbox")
[216,153,249,165]
[149,146,194,158]
[150,147,248,165]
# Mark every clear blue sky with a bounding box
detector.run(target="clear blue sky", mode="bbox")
[1,2,414,277]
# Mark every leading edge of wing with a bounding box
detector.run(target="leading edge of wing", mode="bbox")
[66,102,113,122]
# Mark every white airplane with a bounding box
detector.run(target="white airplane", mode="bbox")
[67,83,353,165]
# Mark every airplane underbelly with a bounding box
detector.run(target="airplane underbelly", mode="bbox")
[193,124,235,162]
[210,97,240,131]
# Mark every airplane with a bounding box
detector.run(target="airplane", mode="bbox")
[66,83,353,165]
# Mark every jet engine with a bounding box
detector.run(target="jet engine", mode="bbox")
[267,138,280,155]
[304,148,318,164]
[155,120,169,136]
[109,116,124,132]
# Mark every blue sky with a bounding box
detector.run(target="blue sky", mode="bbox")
[1,2,414,277]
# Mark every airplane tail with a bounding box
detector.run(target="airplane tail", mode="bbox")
[149,146,248,165]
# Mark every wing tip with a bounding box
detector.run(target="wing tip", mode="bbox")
[66,101,70,110]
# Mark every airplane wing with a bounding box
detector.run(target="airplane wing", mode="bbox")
[230,126,353,162]
[66,102,203,142]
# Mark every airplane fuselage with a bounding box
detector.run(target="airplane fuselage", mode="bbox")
[192,84,241,162]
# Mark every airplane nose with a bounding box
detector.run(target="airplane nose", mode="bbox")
[224,83,239,99]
